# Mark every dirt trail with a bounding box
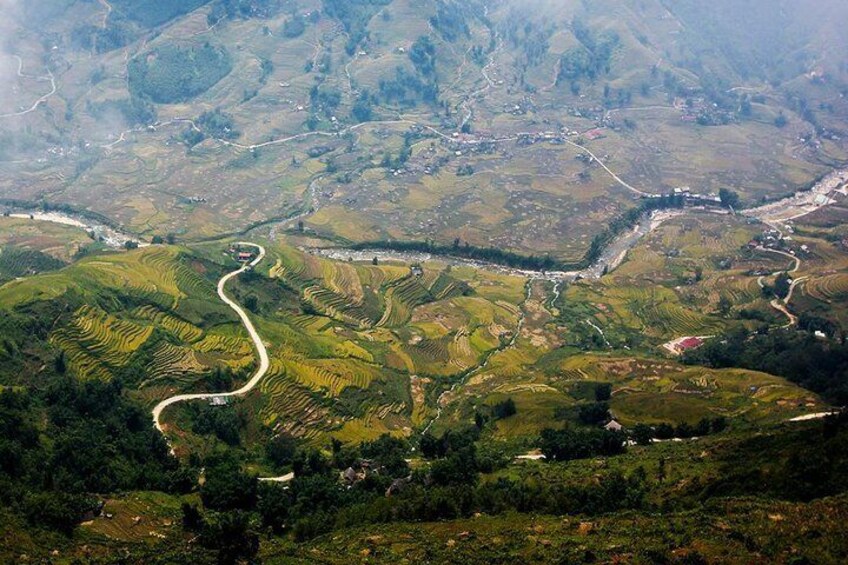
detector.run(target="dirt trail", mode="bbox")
[0,56,57,119]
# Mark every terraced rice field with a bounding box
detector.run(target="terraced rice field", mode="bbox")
[51,305,153,380]
[805,273,848,302]
[283,357,379,396]
[132,305,204,342]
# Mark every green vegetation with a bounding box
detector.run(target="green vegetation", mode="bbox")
[112,0,211,28]
[684,328,848,404]
[128,43,233,104]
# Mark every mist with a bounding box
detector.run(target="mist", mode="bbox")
[0,0,21,117]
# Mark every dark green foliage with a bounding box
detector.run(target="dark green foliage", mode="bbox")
[198,109,240,140]
[683,329,848,404]
[0,247,65,281]
[632,423,654,445]
[207,0,286,24]
[282,15,306,38]
[321,0,392,55]
[200,510,259,564]
[351,91,375,122]
[491,398,517,420]
[70,21,134,54]
[86,97,157,126]
[181,502,204,531]
[594,383,612,402]
[774,272,791,300]
[310,86,342,117]
[0,379,184,535]
[111,0,211,28]
[191,405,243,446]
[557,20,619,86]
[22,492,101,536]
[351,239,560,271]
[429,4,471,42]
[181,128,206,148]
[257,482,289,533]
[719,188,741,209]
[539,428,626,461]
[360,434,409,478]
[128,42,232,104]
[702,412,848,502]
[578,402,610,425]
[409,36,437,77]
[265,433,298,470]
[378,66,440,107]
[200,454,258,511]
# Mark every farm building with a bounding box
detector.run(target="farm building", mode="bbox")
[675,337,704,353]
[604,420,623,432]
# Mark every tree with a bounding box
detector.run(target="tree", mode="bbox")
[492,398,517,420]
[244,294,259,313]
[266,433,297,469]
[594,383,612,402]
[124,240,139,250]
[719,188,741,210]
[774,272,791,300]
[54,351,67,374]
[718,295,732,316]
[578,402,610,425]
[202,511,259,565]
[631,424,654,446]
[200,456,257,511]
[181,502,204,531]
[257,482,290,534]
[151,235,164,244]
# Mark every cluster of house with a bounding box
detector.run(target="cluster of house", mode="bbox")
[228,246,256,263]
[745,225,810,256]
[341,460,411,497]
[642,186,724,206]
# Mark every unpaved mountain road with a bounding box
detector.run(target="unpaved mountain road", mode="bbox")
[152,243,269,433]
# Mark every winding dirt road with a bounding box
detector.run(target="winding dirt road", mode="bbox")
[152,242,269,433]
[755,246,804,327]
[0,56,57,119]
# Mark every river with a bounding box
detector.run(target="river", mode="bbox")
[4,209,145,249]
[311,208,691,283]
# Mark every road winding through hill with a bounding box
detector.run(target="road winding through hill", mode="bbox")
[151,242,270,434]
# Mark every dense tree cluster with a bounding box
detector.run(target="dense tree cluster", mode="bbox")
[321,0,391,55]
[539,428,627,461]
[128,43,233,104]
[557,19,620,88]
[351,239,561,271]
[683,328,848,404]
[0,381,189,535]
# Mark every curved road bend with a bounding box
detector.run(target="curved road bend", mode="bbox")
[152,242,270,433]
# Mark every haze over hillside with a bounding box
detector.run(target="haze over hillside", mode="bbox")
[0,0,846,258]
[1,2,848,563]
